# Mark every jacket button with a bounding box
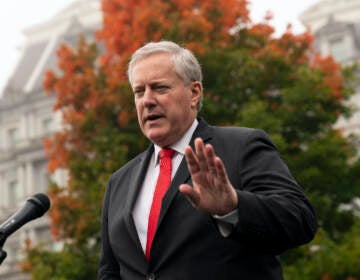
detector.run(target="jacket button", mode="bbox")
[146,273,156,280]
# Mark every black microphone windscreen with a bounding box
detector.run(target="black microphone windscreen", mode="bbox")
[27,193,51,217]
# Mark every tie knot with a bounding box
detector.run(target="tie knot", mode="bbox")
[159,148,175,159]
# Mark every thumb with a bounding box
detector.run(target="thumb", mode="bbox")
[179,184,200,208]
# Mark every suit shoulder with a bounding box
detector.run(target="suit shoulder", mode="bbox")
[212,125,267,139]
[109,150,147,180]
[210,125,276,151]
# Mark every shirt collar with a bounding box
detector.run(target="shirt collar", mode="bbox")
[154,118,199,163]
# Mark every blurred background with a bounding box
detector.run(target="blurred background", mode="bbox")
[0,0,359,279]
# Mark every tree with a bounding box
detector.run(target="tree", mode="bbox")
[22,1,360,279]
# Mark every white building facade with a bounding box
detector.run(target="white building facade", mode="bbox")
[0,1,101,279]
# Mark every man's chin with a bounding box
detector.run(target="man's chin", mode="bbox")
[146,130,166,143]
[146,131,173,147]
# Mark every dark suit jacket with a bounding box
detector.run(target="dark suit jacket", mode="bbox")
[98,118,317,280]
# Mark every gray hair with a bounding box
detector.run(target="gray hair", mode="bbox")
[127,41,203,110]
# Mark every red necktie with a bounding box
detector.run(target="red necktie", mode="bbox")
[145,148,175,261]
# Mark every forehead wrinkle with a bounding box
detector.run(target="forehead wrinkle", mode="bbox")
[131,53,174,83]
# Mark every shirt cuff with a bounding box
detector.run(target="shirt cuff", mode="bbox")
[212,209,239,237]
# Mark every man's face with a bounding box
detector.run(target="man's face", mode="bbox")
[131,52,202,147]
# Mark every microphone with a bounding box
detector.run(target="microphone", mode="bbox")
[0,193,50,247]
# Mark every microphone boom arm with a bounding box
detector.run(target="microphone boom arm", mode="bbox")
[0,193,50,266]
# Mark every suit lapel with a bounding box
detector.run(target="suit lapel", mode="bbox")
[125,145,154,212]
[158,118,213,229]
[123,145,154,249]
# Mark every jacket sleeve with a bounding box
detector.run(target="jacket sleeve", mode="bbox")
[98,178,122,280]
[229,129,317,254]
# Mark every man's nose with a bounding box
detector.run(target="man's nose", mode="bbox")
[142,88,156,107]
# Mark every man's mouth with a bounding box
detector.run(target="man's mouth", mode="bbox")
[145,114,163,122]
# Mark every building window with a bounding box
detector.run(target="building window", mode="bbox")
[7,244,22,263]
[8,180,19,206]
[329,37,348,62]
[34,225,51,244]
[34,161,50,193]
[42,118,54,135]
[8,128,19,145]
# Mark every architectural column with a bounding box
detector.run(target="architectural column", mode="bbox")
[20,114,27,142]
[17,164,26,204]
[0,171,5,211]
[28,111,35,139]
[25,161,34,195]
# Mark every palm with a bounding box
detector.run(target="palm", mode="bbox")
[179,138,238,215]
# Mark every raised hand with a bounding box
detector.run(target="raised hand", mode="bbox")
[179,138,238,215]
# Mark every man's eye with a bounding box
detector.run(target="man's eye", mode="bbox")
[155,85,169,92]
[134,89,144,96]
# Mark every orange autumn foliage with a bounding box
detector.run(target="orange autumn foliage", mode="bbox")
[97,0,250,86]
[248,22,314,64]
[48,187,90,239]
[312,55,343,99]
[247,18,343,102]
[44,0,252,177]
[99,0,250,56]
[41,0,348,245]
[322,274,332,280]
[43,135,70,173]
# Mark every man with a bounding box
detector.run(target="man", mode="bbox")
[98,41,317,280]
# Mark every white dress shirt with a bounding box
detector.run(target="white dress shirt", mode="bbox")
[133,119,199,251]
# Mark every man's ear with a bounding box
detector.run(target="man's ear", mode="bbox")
[190,81,202,107]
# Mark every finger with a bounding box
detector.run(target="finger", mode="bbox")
[205,144,217,174]
[194,138,208,171]
[214,156,230,186]
[184,146,200,174]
